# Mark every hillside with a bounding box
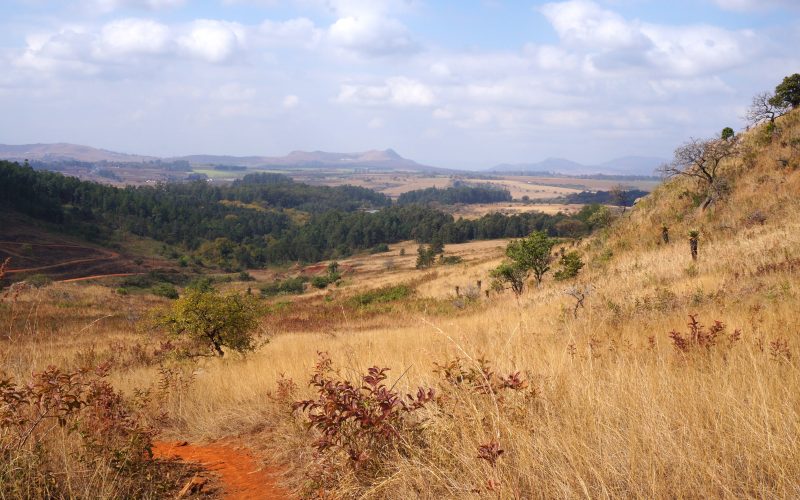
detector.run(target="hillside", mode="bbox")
[2,108,799,498]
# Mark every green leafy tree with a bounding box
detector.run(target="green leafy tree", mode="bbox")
[160,288,260,357]
[721,127,735,141]
[416,245,436,269]
[490,262,527,296]
[771,73,800,109]
[506,231,555,288]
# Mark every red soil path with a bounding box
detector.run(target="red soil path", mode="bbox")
[58,272,140,283]
[152,441,291,499]
[1,241,120,275]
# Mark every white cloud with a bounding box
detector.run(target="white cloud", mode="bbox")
[540,0,756,77]
[337,77,435,107]
[328,14,417,57]
[97,18,170,56]
[177,20,246,63]
[259,18,321,48]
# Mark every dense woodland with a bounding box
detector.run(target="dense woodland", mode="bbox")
[397,185,512,205]
[0,161,605,269]
[563,189,649,206]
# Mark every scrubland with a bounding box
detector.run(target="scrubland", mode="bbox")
[2,111,800,498]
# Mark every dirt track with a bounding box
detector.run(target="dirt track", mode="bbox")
[1,241,120,275]
[58,273,140,283]
[153,441,290,499]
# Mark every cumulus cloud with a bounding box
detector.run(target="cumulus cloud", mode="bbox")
[97,18,170,56]
[11,16,321,75]
[540,0,757,77]
[337,77,435,107]
[327,14,417,57]
[177,20,245,63]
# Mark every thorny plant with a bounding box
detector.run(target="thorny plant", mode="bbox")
[293,352,435,469]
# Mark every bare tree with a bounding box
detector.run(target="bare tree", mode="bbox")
[745,91,788,127]
[660,137,739,210]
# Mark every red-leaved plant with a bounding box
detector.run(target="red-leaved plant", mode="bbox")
[293,352,435,468]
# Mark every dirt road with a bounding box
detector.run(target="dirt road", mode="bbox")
[152,441,290,499]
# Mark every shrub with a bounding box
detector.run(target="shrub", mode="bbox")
[0,364,162,496]
[159,288,261,357]
[260,276,307,297]
[293,353,435,469]
[238,271,255,281]
[554,251,584,281]
[668,315,741,353]
[151,283,179,299]
[370,243,390,254]
[349,285,411,306]
[439,255,463,265]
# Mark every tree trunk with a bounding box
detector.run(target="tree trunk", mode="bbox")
[690,239,698,261]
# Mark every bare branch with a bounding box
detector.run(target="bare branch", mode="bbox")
[745,91,788,126]
[661,137,740,210]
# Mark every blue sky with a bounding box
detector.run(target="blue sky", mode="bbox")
[0,0,798,169]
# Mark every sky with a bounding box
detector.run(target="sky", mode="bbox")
[0,0,798,170]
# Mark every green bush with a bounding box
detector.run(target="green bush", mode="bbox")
[370,243,390,254]
[349,285,411,306]
[260,276,308,297]
[151,283,179,299]
[554,251,585,281]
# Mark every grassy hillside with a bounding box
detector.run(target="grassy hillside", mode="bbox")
[2,111,799,498]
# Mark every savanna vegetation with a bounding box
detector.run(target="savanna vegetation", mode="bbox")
[2,75,800,499]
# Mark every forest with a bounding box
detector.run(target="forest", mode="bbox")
[0,161,604,269]
[397,185,513,205]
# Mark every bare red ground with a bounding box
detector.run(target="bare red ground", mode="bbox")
[58,272,140,283]
[152,441,291,499]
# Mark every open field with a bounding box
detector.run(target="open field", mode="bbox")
[287,171,661,200]
[448,202,584,219]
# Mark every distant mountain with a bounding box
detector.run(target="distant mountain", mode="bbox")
[171,148,443,172]
[0,143,157,163]
[0,143,446,173]
[490,155,667,176]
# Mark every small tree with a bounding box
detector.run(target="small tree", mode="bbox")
[489,262,527,296]
[506,231,555,288]
[661,224,670,244]
[746,91,788,127]
[721,127,734,141]
[772,73,800,109]
[660,137,739,210]
[160,288,260,357]
[415,245,436,269]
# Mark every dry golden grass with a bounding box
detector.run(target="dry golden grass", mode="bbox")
[449,202,584,219]
[3,112,800,498]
